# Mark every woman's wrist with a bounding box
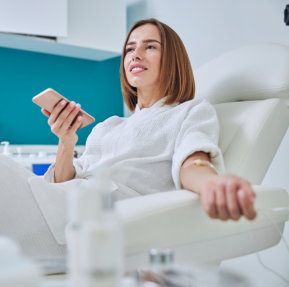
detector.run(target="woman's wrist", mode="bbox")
[58,138,77,149]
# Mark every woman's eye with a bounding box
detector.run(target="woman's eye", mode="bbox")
[126,47,134,53]
[146,45,155,50]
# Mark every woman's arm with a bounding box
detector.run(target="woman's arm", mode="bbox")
[42,100,82,183]
[54,140,76,183]
[180,151,257,221]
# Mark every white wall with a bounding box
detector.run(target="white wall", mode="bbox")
[127,0,289,68]
[126,1,289,285]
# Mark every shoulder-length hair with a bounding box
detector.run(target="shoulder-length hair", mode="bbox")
[120,18,195,112]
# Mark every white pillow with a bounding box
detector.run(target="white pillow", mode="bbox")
[194,43,289,104]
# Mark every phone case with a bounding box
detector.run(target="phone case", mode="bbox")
[32,88,95,129]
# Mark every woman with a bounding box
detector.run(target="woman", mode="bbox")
[44,18,256,221]
[0,18,256,258]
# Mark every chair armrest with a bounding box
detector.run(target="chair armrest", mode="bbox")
[116,186,289,256]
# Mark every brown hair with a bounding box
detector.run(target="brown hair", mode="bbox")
[120,18,195,112]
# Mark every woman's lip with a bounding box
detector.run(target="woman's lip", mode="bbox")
[130,64,147,73]
[130,67,147,74]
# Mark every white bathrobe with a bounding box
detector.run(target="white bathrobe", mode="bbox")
[44,97,224,196]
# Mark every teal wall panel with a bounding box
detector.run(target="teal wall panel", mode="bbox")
[0,47,123,145]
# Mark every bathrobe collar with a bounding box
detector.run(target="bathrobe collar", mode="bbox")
[135,96,178,113]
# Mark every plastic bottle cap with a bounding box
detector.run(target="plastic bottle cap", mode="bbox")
[67,168,114,223]
[68,183,102,223]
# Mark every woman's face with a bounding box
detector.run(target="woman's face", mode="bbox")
[124,24,162,93]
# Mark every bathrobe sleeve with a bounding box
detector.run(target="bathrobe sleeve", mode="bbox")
[172,99,225,189]
[43,125,101,183]
[43,158,90,183]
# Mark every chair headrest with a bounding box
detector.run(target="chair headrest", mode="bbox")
[194,43,289,104]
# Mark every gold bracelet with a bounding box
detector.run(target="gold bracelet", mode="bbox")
[192,159,217,171]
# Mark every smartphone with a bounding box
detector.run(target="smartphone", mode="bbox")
[32,88,95,129]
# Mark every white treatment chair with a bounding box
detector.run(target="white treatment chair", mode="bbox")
[116,43,289,269]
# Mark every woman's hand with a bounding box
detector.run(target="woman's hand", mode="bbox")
[200,174,257,221]
[41,100,82,146]
[41,100,83,182]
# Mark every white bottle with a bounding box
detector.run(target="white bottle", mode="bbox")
[0,236,41,287]
[66,169,124,287]
[1,141,11,156]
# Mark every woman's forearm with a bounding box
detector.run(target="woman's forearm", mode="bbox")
[54,141,76,183]
[180,155,256,221]
[180,164,218,194]
[180,151,218,194]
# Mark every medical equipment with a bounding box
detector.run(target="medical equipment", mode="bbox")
[138,249,198,287]
[0,144,84,175]
[13,149,56,175]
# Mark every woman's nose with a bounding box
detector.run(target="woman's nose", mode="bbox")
[132,47,142,60]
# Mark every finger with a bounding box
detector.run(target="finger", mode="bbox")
[225,183,241,221]
[201,188,218,219]
[53,101,76,130]
[48,100,67,126]
[61,104,81,131]
[50,102,80,136]
[238,189,257,220]
[41,109,51,117]
[239,179,255,200]
[70,116,82,132]
[216,184,229,221]
[56,101,76,125]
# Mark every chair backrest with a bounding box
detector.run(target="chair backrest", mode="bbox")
[194,43,289,184]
